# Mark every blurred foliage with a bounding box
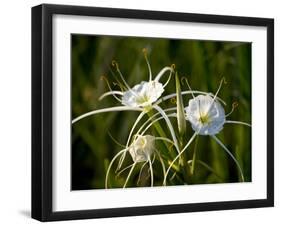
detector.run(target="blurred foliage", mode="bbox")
[71,34,251,190]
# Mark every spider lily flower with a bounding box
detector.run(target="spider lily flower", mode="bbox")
[128,135,155,163]
[72,50,175,124]
[121,80,164,109]
[185,94,225,135]
[72,53,181,178]
[72,58,174,143]
[105,135,170,188]
[99,48,174,107]
[101,55,183,172]
[185,78,251,133]
[99,60,174,111]
[164,78,251,185]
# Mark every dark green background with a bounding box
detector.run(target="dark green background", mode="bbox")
[71,34,251,190]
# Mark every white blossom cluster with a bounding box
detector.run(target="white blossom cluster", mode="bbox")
[72,51,250,188]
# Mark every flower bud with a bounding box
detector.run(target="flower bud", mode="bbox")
[176,73,186,137]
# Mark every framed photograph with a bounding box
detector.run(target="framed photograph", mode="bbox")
[32,4,274,221]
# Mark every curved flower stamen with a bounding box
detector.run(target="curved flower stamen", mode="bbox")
[206,77,227,113]
[212,135,245,182]
[225,120,251,127]
[153,105,180,154]
[155,91,226,106]
[134,107,177,138]
[148,155,154,186]
[181,77,195,99]
[154,137,175,145]
[163,69,173,88]
[123,162,137,188]
[72,106,142,124]
[225,102,239,117]
[98,91,123,101]
[140,113,177,138]
[112,60,134,93]
[142,48,152,81]
[116,163,135,178]
[105,148,129,189]
[126,112,147,148]
[137,161,148,185]
[154,66,174,82]
[100,76,123,102]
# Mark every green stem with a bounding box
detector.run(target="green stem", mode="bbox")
[179,137,188,183]
[147,111,167,138]
[146,110,174,158]
[191,136,199,175]
[188,160,224,182]
[179,135,192,184]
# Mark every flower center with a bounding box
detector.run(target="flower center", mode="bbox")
[199,113,210,125]
[139,137,147,148]
[136,94,150,105]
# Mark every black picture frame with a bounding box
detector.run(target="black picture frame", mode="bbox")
[32,3,274,222]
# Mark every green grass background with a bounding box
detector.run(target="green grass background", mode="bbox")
[71,34,251,190]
